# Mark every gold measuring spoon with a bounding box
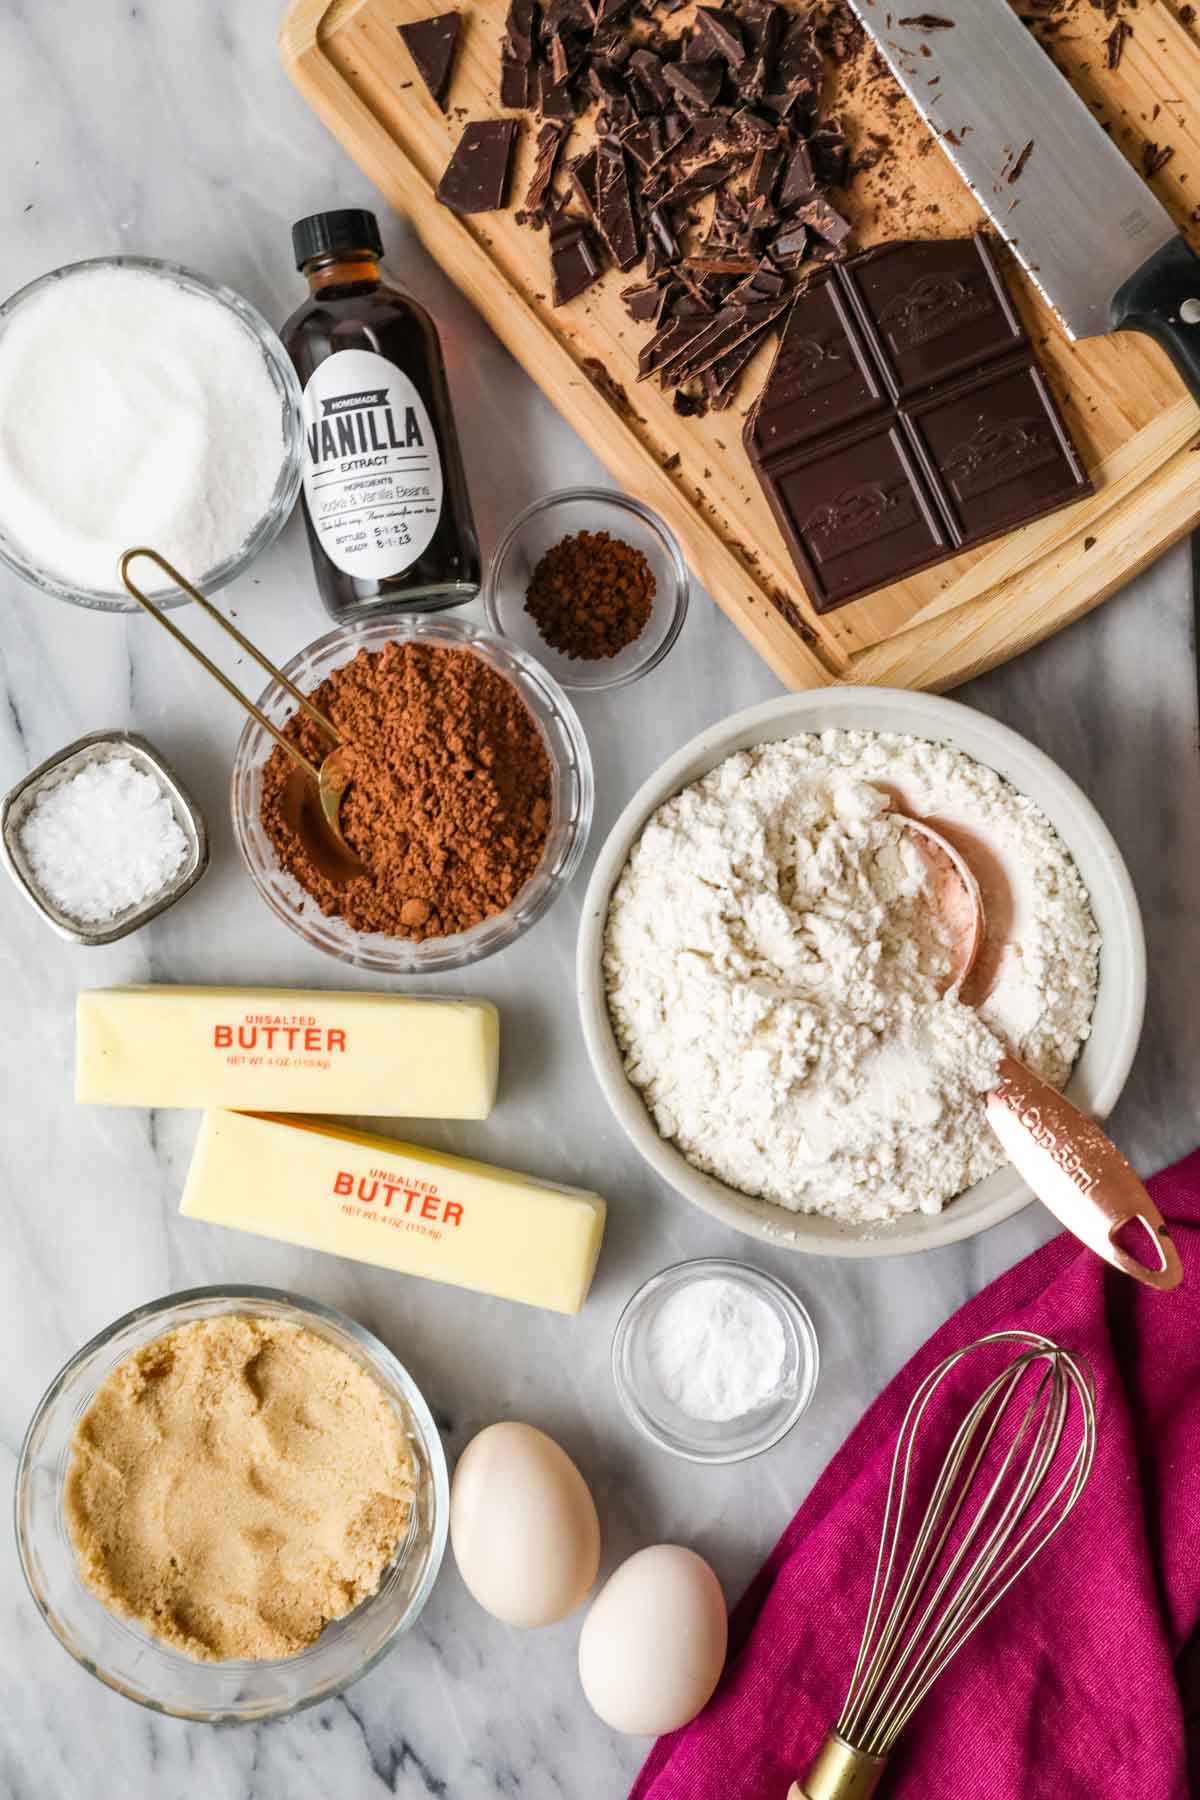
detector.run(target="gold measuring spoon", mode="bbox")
[899,810,1181,1292]
[119,548,364,885]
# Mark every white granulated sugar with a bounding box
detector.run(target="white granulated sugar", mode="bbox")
[604,730,1100,1224]
[21,757,189,923]
[0,266,284,592]
[646,1277,789,1421]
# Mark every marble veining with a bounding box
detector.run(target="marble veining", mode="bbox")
[3,3,1200,1796]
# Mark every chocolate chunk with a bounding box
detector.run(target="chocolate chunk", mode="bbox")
[437,119,519,212]
[902,358,1090,544]
[500,0,536,106]
[594,0,635,23]
[840,234,1026,397]
[752,419,952,611]
[568,147,599,215]
[705,321,773,407]
[658,156,739,210]
[795,195,851,249]
[663,58,725,110]
[694,6,746,68]
[778,140,815,208]
[762,18,822,119]
[629,47,672,108]
[525,121,568,218]
[549,208,603,304]
[647,204,682,263]
[621,118,668,171]
[398,12,461,110]
[674,389,708,416]
[807,122,848,187]
[749,143,783,205]
[767,221,809,266]
[595,139,641,270]
[622,279,667,322]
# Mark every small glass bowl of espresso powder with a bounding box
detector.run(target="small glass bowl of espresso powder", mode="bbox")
[484,489,689,691]
[233,617,592,974]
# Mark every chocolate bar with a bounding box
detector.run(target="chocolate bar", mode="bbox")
[745,235,1091,613]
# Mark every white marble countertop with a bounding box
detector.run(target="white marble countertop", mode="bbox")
[3,4,1200,1795]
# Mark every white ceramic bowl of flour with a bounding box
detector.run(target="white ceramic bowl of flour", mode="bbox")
[577,686,1145,1259]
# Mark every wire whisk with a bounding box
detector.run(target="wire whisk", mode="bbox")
[790,1330,1097,1800]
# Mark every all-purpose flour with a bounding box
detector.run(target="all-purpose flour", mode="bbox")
[604,731,1100,1224]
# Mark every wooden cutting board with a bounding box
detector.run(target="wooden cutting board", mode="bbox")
[280,0,1200,691]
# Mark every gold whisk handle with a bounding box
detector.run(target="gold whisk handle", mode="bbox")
[789,1732,888,1800]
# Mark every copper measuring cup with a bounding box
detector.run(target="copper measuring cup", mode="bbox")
[119,548,364,884]
[901,813,1181,1292]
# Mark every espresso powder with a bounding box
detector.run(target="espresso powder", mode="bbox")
[524,530,655,660]
[260,641,552,940]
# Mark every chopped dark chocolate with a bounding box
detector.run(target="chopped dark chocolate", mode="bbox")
[568,147,600,215]
[621,279,667,322]
[794,195,852,248]
[398,12,461,110]
[694,6,747,67]
[807,122,849,188]
[549,208,604,303]
[525,122,568,218]
[595,139,642,270]
[437,119,519,212]
[658,156,740,210]
[778,140,815,208]
[663,58,725,110]
[768,222,809,266]
[762,17,822,120]
[501,0,537,107]
[628,47,672,108]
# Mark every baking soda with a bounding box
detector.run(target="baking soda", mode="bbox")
[646,1277,789,1422]
[0,265,285,592]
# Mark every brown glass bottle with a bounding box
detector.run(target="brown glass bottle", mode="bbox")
[282,209,480,621]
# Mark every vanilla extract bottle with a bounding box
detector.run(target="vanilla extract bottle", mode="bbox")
[283,208,480,620]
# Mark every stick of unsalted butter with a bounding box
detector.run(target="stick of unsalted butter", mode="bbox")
[75,986,499,1118]
[180,1111,606,1315]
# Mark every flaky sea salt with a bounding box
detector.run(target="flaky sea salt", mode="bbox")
[20,757,188,923]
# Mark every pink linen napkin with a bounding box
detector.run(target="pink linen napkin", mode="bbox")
[633,1151,1200,1800]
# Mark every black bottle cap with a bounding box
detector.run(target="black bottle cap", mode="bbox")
[292,209,383,270]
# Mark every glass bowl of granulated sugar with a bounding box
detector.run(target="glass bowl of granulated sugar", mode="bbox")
[0,257,302,610]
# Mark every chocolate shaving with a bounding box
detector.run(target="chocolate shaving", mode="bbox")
[1143,140,1176,178]
[1007,139,1035,183]
[897,13,955,26]
[1104,18,1131,67]
[524,122,568,218]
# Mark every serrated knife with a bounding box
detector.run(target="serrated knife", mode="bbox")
[843,0,1200,398]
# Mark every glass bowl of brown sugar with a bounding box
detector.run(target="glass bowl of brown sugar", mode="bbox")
[230,615,593,973]
[484,488,690,691]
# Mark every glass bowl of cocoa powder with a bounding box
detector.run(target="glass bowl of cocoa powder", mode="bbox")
[230,615,593,973]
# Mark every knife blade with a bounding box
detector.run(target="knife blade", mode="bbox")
[844,0,1200,398]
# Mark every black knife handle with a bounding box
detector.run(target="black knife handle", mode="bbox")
[1111,235,1200,403]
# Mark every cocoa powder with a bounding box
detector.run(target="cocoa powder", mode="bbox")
[260,641,552,941]
[524,529,655,660]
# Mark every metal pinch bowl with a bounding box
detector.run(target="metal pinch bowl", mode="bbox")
[900,810,1182,1292]
[119,548,365,885]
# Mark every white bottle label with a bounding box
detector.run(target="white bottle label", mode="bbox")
[301,348,444,578]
